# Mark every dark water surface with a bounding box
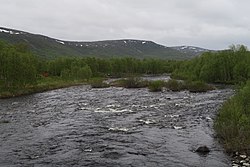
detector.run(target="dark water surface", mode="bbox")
[0,81,234,167]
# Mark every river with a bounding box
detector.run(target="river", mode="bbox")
[0,78,234,167]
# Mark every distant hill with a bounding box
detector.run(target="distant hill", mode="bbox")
[0,27,212,59]
[171,46,211,56]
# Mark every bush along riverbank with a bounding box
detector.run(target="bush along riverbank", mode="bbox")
[0,77,87,99]
[103,77,215,93]
[214,81,250,166]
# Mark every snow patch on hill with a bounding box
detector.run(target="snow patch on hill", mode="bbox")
[171,45,210,56]
[0,28,22,35]
[56,40,65,45]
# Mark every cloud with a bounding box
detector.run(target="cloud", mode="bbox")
[0,0,250,49]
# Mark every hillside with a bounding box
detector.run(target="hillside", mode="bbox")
[0,27,211,59]
[171,46,211,56]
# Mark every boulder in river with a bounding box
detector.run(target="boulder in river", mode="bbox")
[195,145,210,154]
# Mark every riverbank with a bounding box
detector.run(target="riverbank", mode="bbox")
[214,81,250,166]
[0,77,87,99]
[1,76,216,99]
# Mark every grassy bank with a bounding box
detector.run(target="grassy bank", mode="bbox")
[0,77,87,99]
[108,77,214,93]
[214,81,250,154]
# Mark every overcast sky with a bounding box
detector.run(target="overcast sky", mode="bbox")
[1,0,250,49]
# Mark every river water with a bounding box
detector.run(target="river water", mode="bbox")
[0,78,234,167]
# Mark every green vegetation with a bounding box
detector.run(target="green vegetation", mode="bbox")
[148,80,165,92]
[165,79,185,91]
[0,41,37,88]
[0,40,182,98]
[89,78,109,88]
[122,77,149,88]
[0,77,85,98]
[46,57,179,78]
[111,77,149,88]
[0,40,216,97]
[214,81,250,154]
[164,79,214,92]
[172,45,250,84]
[106,78,214,93]
[0,41,93,97]
[185,80,214,93]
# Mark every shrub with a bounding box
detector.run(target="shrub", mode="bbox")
[89,78,109,88]
[214,81,250,153]
[165,79,184,91]
[109,79,125,87]
[186,80,215,93]
[124,77,149,88]
[148,80,165,92]
[112,77,148,88]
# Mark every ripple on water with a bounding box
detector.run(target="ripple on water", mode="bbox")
[108,127,129,132]
[94,108,133,113]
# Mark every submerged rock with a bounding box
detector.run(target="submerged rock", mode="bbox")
[195,146,210,154]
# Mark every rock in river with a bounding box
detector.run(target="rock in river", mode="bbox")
[195,145,210,154]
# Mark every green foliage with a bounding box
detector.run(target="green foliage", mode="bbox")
[46,57,179,79]
[89,78,110,88]
[164,79,214,92]
[123,77,149,88]
[165,79,185,91]
[185,80,214,93]
[112,77,149,88]
[148,80,165,92]
[0,42,37,88]
[79,65,92,80]
[173,45,250,84]
[0,76,86,98]
[0,40,187,98]
[70,65,92,81]
[0,40,183,97]
[214,81,250,153]
[61,69,71,80]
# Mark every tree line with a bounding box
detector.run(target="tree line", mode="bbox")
[0,40,180,89]
[172,45,250,83]
[0,41,37,88]
[1,39,249,90]
[45,57,179,78]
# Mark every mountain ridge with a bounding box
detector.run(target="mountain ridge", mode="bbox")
[0,27,212,59]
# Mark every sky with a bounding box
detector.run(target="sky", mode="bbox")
[0,0,250,50]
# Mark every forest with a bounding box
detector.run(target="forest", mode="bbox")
[0,40,180,91]
[172,45,250,83]
[0,40,250,154]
